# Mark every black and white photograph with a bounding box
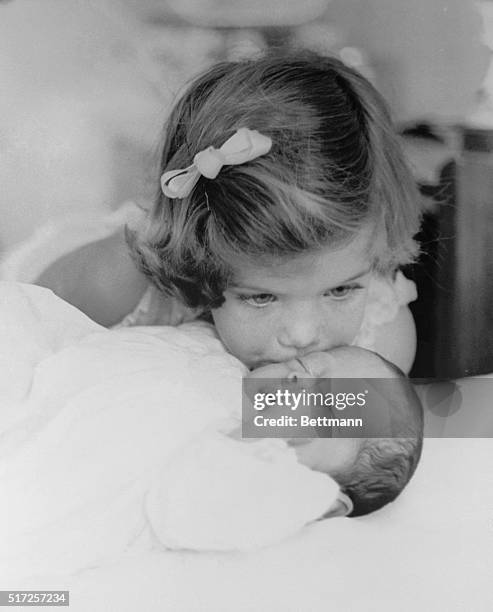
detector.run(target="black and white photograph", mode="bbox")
[1,0,492,610]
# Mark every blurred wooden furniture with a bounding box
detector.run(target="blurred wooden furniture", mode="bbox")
[409,127,493,379]
[451,128,493,377]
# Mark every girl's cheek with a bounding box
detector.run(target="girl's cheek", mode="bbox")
[211,301,266,356]
[342,288,368,320]
[327,297,368,344]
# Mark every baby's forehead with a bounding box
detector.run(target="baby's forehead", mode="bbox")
[248,346,395,379]
[302,346,394,377]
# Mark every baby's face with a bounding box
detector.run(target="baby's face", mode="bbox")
[248,346,399,475]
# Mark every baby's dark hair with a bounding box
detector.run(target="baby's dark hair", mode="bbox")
[335,371,423,517]
[339,436,423,517]
[127,49,422,311]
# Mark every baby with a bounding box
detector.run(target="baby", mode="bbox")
[145,340,423,553]
[2,283,422,571]
[245,345,424,517]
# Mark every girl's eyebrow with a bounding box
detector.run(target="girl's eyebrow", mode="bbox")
[337,267,372,284]
[229,267,372,292]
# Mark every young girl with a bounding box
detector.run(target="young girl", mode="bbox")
[27,50,421,373]
[120,49,422,374]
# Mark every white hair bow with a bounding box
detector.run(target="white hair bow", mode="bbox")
[160,128,272,199]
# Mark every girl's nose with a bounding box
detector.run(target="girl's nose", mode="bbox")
[277,305,324,353]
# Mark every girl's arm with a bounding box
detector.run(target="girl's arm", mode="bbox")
[36,230,149,327]
[371,305,417,375]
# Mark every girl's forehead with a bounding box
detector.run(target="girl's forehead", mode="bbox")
[230,230,374,289]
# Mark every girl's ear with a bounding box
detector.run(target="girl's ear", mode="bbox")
[318,491,353,519]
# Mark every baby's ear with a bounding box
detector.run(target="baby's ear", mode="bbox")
[318,491,353,519]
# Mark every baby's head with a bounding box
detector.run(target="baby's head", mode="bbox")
[249,346,423,517]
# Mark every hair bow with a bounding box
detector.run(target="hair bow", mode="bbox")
[160,128,272,199]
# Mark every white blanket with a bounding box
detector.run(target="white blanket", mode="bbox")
[0,282,338,580]
[1,282,492,610]
[11,437,493,611]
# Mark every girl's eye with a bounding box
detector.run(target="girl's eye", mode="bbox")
[327,284,361,300]
[238,293,275,307]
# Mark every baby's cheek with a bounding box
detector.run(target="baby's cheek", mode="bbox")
[292,438,361,476]
[289,440,321,470]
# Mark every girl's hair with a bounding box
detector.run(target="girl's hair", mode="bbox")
[127,49,422,310]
